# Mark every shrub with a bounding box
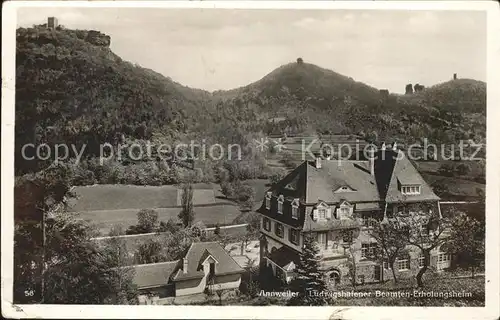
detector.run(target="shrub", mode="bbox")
[269,168,287,185]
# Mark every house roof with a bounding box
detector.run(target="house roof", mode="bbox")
[355,202,382,211]
[173,242,244,281]
[305,160,380,203]
[383,151,440,203]
[267,245,300,271]
[264,160,380,204]
[131,260,180,289]
[258,149,439,230]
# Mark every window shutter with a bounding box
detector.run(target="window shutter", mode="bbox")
[430,254,438,269]
[326,208,332,219]
[313,209,319,221]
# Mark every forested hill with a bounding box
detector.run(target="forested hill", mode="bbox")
[15,25,486,176]
[213,60,486,143]
[15,25,212,173]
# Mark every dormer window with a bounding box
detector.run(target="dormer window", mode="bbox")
[265,192,272,210]
[313,201,331,221]
[401,185,421,195]
[337,200,353,219]
[318,208,327,219]
[339,207,350,215]
[334,186,355,193]
[291,199,300,219]
[277,195,284,214]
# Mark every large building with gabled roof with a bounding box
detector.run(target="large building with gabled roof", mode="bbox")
[257,145,450,287]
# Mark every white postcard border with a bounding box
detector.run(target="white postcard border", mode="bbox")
[2,1,499,319]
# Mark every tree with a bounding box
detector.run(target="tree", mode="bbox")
[134,239,165,264]
[365,130,379,143]
[366,218,407,283]
[234,182,256,211]
[438,163,455,176]
[431,180,449,198]
[392,203,450,288]
[455,163,471,176]
[191,221,206,238]
[445,212,484,277]
[214,223,221,236]
[163,228,198,260]
[136,209,159,233]
[158,218,181,234]
[340,228,360,287]
[269,168,287,185]
[288,233,329,306]
[220,180,235,199]
[14,164,80,303]
[40,210,137,304]
[102,225,138,304]
[241,256,259,298]
[178,183,195,228]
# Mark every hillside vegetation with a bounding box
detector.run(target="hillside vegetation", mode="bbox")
[15,25,486,184]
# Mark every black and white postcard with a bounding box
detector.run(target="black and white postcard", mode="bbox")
[2,1,499,319]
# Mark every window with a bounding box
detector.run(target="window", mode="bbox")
[316,232,327,248]
[318,208,327,219]
[418,255,425,268]
[263,217,271,232]
[265,192,272,210]
[275,223,284,238]
[209,262,215,275]
[396,258,410,271]
[361,243,377,259]
[437,253,451,271]
[358,275,365,284]
[291,199,299,219]
[289,229,299,245]
[362,213,377,228]
[339,207,350,215]
[401,185,421,195]
[277,195,284,214]
[208,262,216,282]
[419,223,429,236]
[437,253,451,263]
[382,261,390,269]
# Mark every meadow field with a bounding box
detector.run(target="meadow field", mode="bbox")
[70,180,269,235]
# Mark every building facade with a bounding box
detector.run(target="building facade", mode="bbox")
[257,146,451,288]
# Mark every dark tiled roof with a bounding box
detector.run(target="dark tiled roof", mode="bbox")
[355,202,381,211]
[267,245,300,270]
[305,160,380,203]
[131,260,180,289]
[258,149,438,231]
[173,242,244,281]
[384,151,440,203]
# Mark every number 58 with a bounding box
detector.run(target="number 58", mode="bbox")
[24,290,34,297]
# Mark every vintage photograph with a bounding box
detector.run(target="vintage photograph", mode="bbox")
[3,1,498,317]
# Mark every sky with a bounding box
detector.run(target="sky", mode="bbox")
[17,8,486,94]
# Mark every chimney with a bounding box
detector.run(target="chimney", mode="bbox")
[368,148,375,176]
[315,157,322,169]
[453,73,457,80]
[183,258,188,274]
